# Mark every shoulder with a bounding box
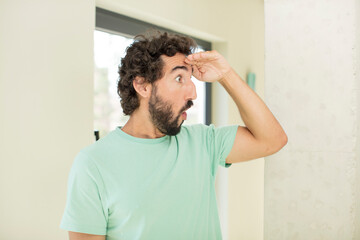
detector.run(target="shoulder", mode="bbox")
[180,124,238,138]
[177,124,216,144]
[179,124,210,138]
[72,129,120,169]
[82,128,121,155]
[180,124,214,135]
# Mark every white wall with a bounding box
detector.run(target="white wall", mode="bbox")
[264,0,360,239]
[0,0,95,239]
[355,1,360,238]
[210,2,265,239]
[0,0,264,239]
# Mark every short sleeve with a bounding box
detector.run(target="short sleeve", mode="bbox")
[60,151,108,235]
[206,124,238,177]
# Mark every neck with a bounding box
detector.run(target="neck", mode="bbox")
[121,108,165,139]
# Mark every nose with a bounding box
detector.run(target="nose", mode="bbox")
[187,78,197,101]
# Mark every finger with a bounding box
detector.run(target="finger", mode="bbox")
[187,51,208,61]
[184,58,194,64]
[185,59,204,69]
[187,51,217,61]
[191,64,202,80]
[184,58,199,65]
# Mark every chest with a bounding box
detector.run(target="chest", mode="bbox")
[101,141,212,217]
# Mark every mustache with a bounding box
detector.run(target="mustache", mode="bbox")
[180,100,193,114]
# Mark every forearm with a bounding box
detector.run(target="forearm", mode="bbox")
[219,68,287,145]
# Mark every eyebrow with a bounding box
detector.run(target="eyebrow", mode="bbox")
[171,65,194,74]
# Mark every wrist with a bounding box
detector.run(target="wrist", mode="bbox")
[218,68,236,85]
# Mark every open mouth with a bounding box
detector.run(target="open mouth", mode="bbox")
[181,111,187,120]
[180,102,193,120]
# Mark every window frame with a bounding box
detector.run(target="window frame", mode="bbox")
[95,7,212,125]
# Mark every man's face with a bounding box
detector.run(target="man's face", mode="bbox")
[148,53,197,136]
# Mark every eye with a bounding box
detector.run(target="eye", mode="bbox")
[175,76,183,83]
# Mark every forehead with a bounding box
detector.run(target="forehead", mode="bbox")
[160,53,191,73]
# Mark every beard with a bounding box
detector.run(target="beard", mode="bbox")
[148,85,193,136]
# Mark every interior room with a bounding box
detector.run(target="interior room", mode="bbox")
[0,0,359,239]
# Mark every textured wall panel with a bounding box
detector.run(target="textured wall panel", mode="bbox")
[264,0,359,239]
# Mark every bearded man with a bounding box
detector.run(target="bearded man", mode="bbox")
[60,31,287,240]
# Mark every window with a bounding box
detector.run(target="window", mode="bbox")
[94,8,212,137]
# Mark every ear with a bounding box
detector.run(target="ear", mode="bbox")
[133,76,152,98]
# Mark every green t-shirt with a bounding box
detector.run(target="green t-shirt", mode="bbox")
[60,124,238,240]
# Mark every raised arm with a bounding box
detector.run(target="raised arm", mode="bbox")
[185,50,287,163]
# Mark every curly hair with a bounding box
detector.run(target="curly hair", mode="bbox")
[117,30,197,115]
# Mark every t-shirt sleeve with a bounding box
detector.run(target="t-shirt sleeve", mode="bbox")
[60,151,108,235]
[206,124,238,177]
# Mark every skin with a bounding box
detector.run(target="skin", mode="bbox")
[185,50,288,163]
[123,50,287,163]
[121,52,197,139]
[69,50,288,240]
[147,75,194,136]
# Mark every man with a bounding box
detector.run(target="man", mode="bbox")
[60,31,287,240]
